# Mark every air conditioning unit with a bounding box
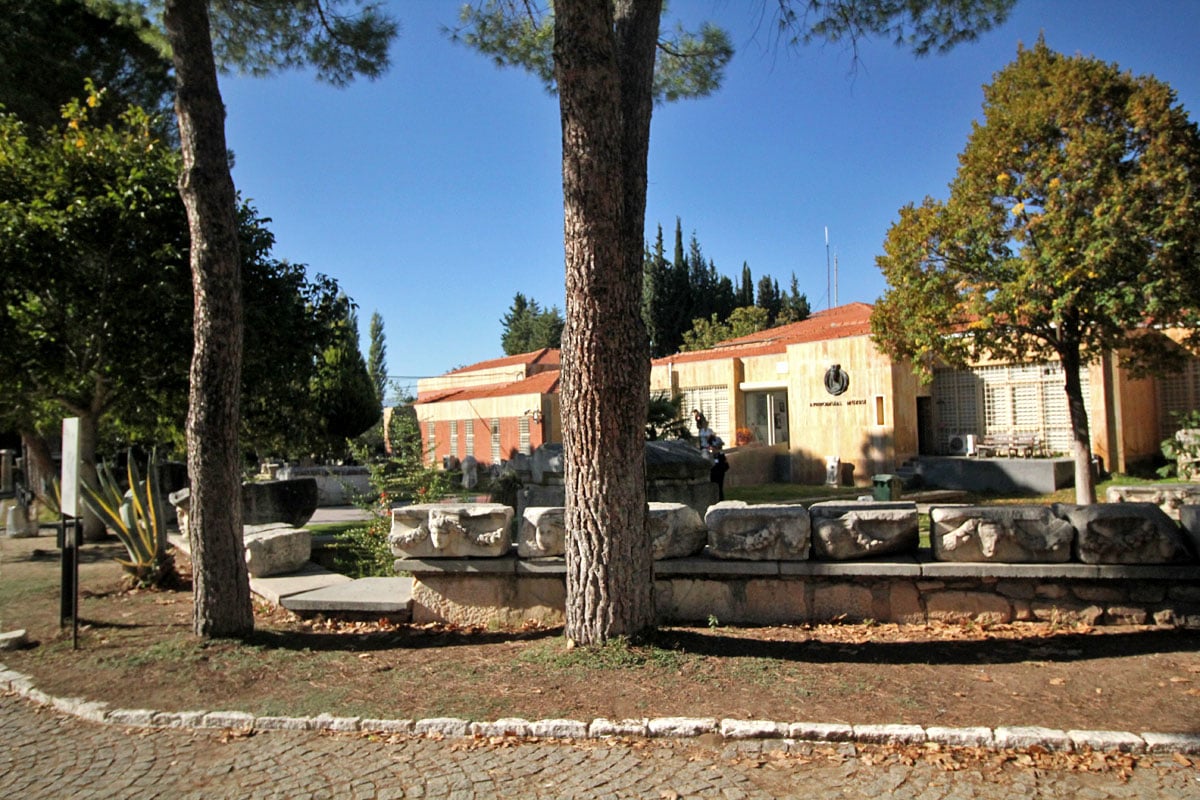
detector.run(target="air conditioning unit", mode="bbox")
[947,433,976,456]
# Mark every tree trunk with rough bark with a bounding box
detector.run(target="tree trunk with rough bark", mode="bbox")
[163,0,253,638]
[1060,344,1097,505]
[554,0,660,644]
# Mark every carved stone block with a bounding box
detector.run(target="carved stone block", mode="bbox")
[809,501,919,561]
[518,506,565,558]
[648,502,708,560]
[1055,502,1193,565]
[704,501,810,560]
[930,505,1073,563]
[388,503,513,558]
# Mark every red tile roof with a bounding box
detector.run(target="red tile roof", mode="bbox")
[418,370,560,404]
[653,302,874,365]
[445,347,560,376]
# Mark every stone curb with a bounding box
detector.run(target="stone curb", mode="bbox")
[3,662,1199,755]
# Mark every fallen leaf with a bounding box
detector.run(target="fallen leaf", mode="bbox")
[1172,753,1193,767]
[1049,678,1066,686]
[1169,677,1191,684]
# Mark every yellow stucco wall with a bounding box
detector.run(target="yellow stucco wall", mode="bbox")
[786,335,905,485]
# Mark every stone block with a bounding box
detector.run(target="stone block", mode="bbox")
[744,579,808,624]
[410,574,564,627]
[887,582,925,624]
[648,502,707,559]
[242,523,311,577]
[704,501,811,560]
[1055,502,1193,564]
[1179,505,1200,559]
[518,506,565,558]
[924,591,1012,624]
[657,579,736,624]
[808,501,919,561]
[1104,606,1148,625]
[930,505,1073,563]
[388,503,513,558]
[810,583,874,622]
[1107,484,1200,521]
[994,726,1073,751]
[1030,602,1103,626]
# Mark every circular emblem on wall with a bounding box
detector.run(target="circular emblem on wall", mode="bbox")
[824,364,849,396]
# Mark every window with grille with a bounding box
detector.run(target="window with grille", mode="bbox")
[935,361,1092,455]
[518,416,531,455]
[426,425,436,465]
[1158,358,1200,439]
[490,418,501,463]
[465,420,475,459]
[448,420,458,458]
[679,386,730,443]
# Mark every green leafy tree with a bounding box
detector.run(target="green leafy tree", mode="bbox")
[310,295,381,458]
[681,305,771,351]
[0,88,192,538]
[871,39,1200,503]
[458,0,1013,645]
[367,311,387,404]
[756,275,782,325]
[160,0,396,638]
[500,292,565,354]
[0,0,174,133]
[737,262,754,307]
[645,391,690,440]
[778,272,811,324]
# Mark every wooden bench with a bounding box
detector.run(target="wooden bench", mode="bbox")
[975,433,1043,458]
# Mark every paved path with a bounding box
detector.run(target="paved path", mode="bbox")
[3,695,1197,799]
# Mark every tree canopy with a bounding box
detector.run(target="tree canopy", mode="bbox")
[500,292,565,354]
[871,39,1200,502]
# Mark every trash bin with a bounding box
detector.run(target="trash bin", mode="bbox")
[872,474,902,501]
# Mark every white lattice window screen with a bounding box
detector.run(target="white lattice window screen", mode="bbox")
[1158,358,1200,439]
[680,386,730,443]
[490,419,501,463]
[940,362,1092,454]
[931,370,981,438]
[426,426,436,465]
[518,416,531,455]
[465,421,475,458]
[448,420,458,458]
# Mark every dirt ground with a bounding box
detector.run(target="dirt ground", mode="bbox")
[2,532,1199,735]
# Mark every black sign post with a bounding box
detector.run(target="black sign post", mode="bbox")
[58,516,81,648]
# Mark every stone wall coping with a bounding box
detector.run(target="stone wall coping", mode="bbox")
[395,554,1200,582]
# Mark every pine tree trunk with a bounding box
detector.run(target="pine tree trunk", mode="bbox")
[1060,344,1097,504]
[164,0,253,638]
[554,0,659,645]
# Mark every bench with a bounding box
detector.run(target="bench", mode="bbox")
[975,433,1043,458]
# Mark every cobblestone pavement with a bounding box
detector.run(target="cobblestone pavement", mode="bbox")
[3,695,1198,799]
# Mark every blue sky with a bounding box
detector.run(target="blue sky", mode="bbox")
[218,1,1200,399]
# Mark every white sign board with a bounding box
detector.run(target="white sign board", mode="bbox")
[60,417,82,518]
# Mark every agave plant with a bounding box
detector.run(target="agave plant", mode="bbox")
[81,450,176,589]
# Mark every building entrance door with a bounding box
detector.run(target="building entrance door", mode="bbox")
[746,390,789,446]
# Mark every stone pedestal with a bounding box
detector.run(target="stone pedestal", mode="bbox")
[930,505,1073,563]
[809,501,918,560]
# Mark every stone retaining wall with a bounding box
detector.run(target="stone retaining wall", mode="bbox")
[396,556,1200,629]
